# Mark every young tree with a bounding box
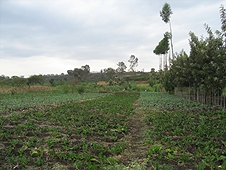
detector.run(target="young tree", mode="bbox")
[128,55,138,72]
[166,18,226,96]
[160,3,174,60]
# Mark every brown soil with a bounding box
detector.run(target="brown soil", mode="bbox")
[116,102,150,168]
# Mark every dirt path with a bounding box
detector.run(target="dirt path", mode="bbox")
[116,102,150,169]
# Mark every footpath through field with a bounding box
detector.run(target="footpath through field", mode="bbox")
[116,102,149,169]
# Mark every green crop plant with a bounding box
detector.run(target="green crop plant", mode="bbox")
[178,152,190,163]
[35,157,44,166]
[10,139,19,147]
[139,92,226,169]
[110,143,126,155]
[0,91,108,114]
[19,156,30,166]
[18,147,25,156]
[1,92,141,169]
[47,138,56,149]
[148,145,162,157]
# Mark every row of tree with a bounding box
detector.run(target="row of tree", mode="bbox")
[0,54,139,87]
[0,75,44,87]
[65,55,139,83]
[163,5,226,95]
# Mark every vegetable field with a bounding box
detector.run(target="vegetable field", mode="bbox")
[139,92,226,169]
[0,92,225,169]
[0,93,138,169]
[0,92,107,114]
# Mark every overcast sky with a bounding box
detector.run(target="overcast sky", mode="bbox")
[0,0,225,77]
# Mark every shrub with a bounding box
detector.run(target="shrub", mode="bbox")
[77,86,85,94]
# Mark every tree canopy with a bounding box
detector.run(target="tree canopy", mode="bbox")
[128,55,138,72]
[160,3,172,23]
[73,65,90,83]
[153,32,170,55]
[163,5,226,94]
[116,62,127,73]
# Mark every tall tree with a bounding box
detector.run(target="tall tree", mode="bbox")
[219,5,226,47]
[116,61,127,77]
[160,3,174,60]
[81,64,90,80]
[73,64,90,83]
[116,62,127,74]
[165,27,226,95]
[128,55,138,72]
[103,68,116,80]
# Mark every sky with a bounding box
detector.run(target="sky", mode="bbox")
[0,0,225,77]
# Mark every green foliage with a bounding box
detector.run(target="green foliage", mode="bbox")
[160,3,173,23]
[77,85,85,94]
[1,93,138,169]
[72,64,90,83]
[128,55,138,72]
[136,84,153,92]
[139,92,226,169]
[153,32,170,55]
[164,6,226,95]
[49,79,55,87]
[163,71,174,93]
[152,84,163,92]
[116,62,127,73]
[27,75,44,87]
[0,91,107,113]
[103,68,116,80]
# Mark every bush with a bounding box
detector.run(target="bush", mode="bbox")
[136,84,153,92]
[153,84,163,92]
[77,86,85,94]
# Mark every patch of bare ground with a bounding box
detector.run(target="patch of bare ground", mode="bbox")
[115,102,150,169]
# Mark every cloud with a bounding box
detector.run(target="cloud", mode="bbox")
[0,0,225,77]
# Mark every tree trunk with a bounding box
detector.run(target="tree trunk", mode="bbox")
[159,55,162,71]
[169,21,174,60]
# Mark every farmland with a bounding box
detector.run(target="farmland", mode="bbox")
[0,91,226,169]
[139,92,226,169]
[0,91,107,114]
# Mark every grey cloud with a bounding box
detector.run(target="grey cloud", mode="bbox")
[0,0,225,76]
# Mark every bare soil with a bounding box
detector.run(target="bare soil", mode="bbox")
[116,102,150,168]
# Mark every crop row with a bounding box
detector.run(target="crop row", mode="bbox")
[0,93,138,169]
[0,91,107,114]
[139,92,226,169]
[139,92,224,112]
